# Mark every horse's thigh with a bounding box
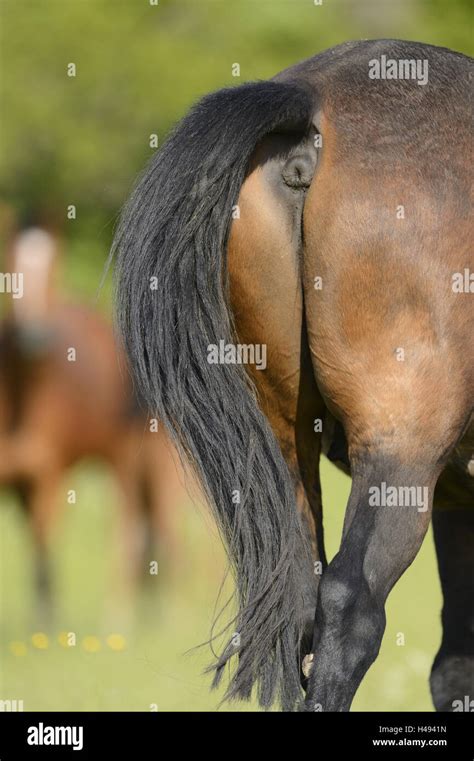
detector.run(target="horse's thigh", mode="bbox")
[228,136,320,453]
[228,142,325,539]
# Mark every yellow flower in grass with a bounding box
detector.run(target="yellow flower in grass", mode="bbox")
[106,633,126,651]
[31,632,49,650]
[9,641,27,656]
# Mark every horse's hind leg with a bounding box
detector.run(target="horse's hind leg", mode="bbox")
[304,462,436,711]
[301,295,470,711]
[300,147,472,710]
[430,461,474,711]
[228,132,324,654]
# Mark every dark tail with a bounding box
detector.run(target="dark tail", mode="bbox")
[113,80,315,710]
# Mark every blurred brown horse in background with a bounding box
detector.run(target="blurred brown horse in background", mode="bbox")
[0,226,183,622]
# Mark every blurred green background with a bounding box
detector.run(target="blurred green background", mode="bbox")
[0,0,472,712]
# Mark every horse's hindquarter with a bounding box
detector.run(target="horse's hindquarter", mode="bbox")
[290,41,473,467]
[281,42,474,711]
[113,39,472,711]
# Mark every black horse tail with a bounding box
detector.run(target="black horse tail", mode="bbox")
[113,81,316,710]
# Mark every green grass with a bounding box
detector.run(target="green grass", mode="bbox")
[0,457,441,711]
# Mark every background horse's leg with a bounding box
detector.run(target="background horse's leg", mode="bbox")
[28,468,61,625]
[108,437,147,625]
[138,429,185,581]
[430,462,474,711]
[228,134,325,656]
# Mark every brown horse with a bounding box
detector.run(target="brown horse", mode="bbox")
[0,228,182,621]
[114,40,473,711]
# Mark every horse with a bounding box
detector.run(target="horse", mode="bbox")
[0,227,183,621]
[113,40,473,711]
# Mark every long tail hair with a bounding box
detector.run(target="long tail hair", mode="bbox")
[113,80,316,710]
